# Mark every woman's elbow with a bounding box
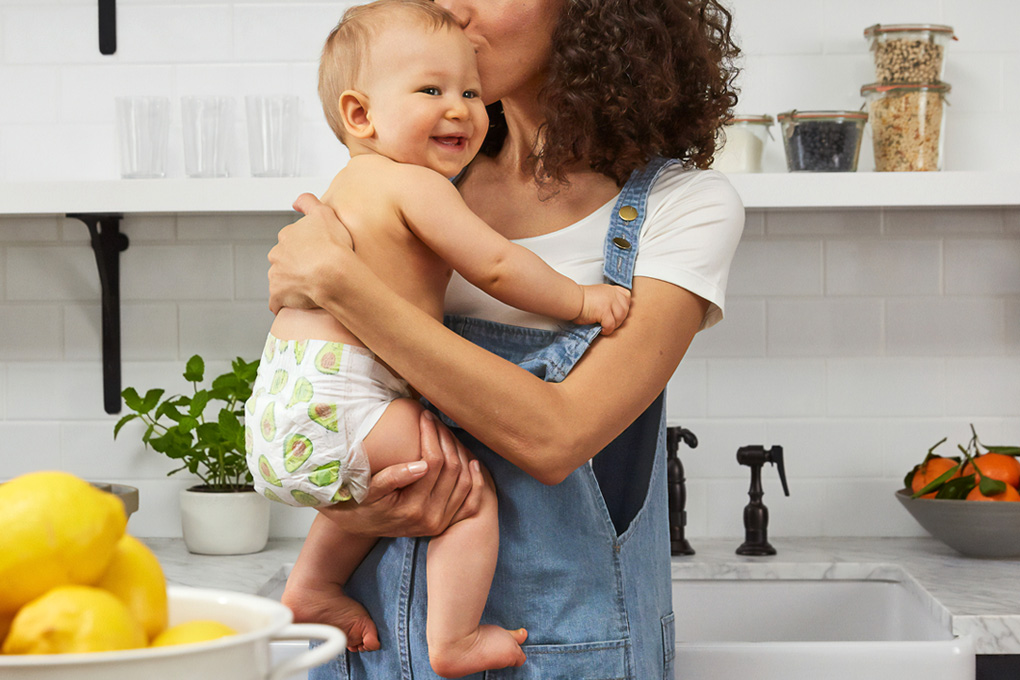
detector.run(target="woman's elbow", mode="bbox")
[512,436,589,486]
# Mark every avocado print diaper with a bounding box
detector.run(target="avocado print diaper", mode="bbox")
[245,333,411,508]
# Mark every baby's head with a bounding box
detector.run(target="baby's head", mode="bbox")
[319,0,487,177]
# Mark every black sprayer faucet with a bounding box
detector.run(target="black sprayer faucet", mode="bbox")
[735,445,790,556]
[666,426,698,556]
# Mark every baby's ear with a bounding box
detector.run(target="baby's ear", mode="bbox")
[339,90,374,139]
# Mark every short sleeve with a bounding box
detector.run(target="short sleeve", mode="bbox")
[633,168,744,330]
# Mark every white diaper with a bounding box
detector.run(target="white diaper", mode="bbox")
[245,333,411,507]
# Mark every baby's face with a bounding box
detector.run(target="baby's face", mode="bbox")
[359,22,488,178]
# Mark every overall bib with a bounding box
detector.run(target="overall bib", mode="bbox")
[311,157,679,680]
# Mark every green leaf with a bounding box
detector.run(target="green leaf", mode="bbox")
[162,403,185,423]
[141,388,164,413]
[184,354,205,383]
[984,445,1020,456]
[113,413,139,439]
[978,475,1008,497]
[934,475,975,499]
[178,416,199,433]
[122,387,144,412]
[189,391,211,417]
[911,463,961,498]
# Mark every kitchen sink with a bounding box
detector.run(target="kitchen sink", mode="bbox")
[672,571,974,680]
[263,564,975,680]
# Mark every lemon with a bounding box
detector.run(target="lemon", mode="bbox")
[2,585,146,654]
[0,471,127,615]
[150,620,237,647]
[0,610,13,649]
[94,534,168,641]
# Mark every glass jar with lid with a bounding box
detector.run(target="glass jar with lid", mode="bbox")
[863,24,956,84]
[776,110,868,172]
[861,82,950,172]
[712,115,773,173]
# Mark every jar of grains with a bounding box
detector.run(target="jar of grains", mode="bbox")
[713,115,774,173]
[863,24,956,84]
[861,82,950,172]
[777,110,868,172]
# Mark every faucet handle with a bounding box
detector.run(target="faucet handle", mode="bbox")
[770,446,791,497]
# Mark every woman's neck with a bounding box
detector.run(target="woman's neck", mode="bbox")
[494,94,545,180]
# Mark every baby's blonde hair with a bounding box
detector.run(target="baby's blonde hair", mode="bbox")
[319,0,461,143]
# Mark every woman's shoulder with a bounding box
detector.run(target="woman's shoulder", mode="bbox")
[653,165,741,203]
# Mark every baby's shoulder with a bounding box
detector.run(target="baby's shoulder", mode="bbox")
[344,155,448,193]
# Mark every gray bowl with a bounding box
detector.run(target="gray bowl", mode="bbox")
[895,489,1020,558]
[90,481,139,519]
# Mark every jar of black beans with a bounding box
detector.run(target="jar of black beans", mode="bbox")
[777,110,868,172]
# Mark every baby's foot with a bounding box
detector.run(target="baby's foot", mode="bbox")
[429,625,527,678]
[281,582,380,652]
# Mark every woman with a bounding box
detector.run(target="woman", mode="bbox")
[269,0,743,677]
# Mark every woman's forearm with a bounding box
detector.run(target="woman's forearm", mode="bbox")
[316,247,705,483]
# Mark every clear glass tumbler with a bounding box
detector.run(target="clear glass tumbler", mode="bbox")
[182,96,234,178]
[245,95,301,177]
[115,96,171,179]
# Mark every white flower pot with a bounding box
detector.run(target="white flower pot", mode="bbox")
[180,486,270,555]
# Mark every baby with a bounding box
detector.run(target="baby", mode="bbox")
[246,0,630,676]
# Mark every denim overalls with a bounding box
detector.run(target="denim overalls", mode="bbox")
[312,157,679,680]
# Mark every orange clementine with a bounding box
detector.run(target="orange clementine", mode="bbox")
[966,483,1020,502]
[911,457,960,497]
[961,453,1020,490]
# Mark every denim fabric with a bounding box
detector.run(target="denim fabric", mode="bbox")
[311,157,680,680]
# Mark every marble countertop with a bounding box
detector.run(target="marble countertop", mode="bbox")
[143,536,1020,656]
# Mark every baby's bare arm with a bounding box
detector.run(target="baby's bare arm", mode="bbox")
[392,165,587,322]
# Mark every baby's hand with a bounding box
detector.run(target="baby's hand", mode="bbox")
[574,284,632,334]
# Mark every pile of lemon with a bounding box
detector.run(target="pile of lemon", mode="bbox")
[0,471,236,655]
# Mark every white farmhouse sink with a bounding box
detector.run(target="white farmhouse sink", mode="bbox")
[262,564,975,680]
[672,573,975,680]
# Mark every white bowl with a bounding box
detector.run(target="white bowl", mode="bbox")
[0,586,345,680]
[895,489,1020,558]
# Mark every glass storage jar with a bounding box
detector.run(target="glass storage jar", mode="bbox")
[712,115,773,173]
[864,24,956,84]
[861,82,950,172]
[777,110,867,172]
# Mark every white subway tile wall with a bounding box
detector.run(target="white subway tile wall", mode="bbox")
[1,0,1018,539]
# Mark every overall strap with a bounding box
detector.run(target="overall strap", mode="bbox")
[603,156,679,287]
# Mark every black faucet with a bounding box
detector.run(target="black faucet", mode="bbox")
[735,445,790,556]
[666,426,698,556]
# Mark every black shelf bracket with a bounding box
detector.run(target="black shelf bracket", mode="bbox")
[99,0,116,55]
[67,213,128,414]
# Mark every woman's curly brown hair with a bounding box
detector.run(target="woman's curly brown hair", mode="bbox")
[481,0,741,187]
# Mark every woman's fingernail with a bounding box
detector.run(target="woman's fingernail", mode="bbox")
[408,461,428,475]
[422,410,435,421]
[471,460,481,473]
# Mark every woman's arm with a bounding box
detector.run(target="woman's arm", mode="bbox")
[271,195,707,485]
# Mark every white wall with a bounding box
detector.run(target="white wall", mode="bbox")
[0,0,1017,540]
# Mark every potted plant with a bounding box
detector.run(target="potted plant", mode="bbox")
[114,354,269,555]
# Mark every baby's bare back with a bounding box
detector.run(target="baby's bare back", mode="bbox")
[271,156,452,346]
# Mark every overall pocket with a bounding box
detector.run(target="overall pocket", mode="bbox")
[660,612,676,680]
[483,638,632,680]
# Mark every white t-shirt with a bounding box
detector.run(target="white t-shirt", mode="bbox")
[445,166,744,331]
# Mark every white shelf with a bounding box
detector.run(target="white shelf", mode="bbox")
[1,172,1018,215]
[726,171,1020,210]
[0,177,333,216]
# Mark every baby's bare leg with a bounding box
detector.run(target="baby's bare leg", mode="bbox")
[284,397,425,652]
[426,468,527,678]
[283,518,379,651]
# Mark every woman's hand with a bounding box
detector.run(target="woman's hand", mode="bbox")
[267,192,353,314]
[318,410,485,537]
